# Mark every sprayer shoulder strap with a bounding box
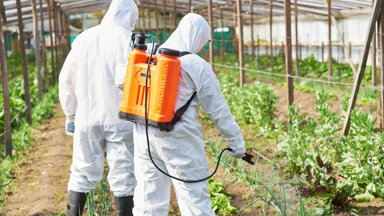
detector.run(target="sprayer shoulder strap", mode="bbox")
[171,51,194,125]
[169,92,197,127]
[180,51,192,57]
[161,51,194,131]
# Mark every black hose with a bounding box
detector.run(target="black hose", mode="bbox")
[143,35,231,183]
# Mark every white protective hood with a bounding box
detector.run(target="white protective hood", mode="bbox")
[101,0,138,31]
[158,13,210,54]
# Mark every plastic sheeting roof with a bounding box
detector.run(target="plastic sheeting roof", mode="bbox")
[1,0,374,27]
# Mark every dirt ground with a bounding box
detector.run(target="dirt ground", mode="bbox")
[1,83,382,215]
[3,104,71,215]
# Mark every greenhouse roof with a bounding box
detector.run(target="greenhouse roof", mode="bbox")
[2,0,374,26]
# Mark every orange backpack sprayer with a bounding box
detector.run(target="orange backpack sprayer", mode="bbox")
[119,33,182,131]
[119,33,255,183]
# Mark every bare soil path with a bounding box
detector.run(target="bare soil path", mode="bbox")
[3,104,71,216]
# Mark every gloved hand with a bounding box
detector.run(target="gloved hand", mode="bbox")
[228,147,246,159]
[65,115,75,136]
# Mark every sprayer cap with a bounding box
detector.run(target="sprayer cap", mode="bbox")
[158,48,180,57]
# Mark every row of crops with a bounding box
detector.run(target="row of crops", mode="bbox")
[0,60,59,206]
[204,61,383,214]
[212,52,379,106]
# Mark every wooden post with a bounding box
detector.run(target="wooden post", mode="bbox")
[322,42,324,62]
[372,0,377,86]
[54,2,59,71]
[282,42,285,60]
[233,3,237,55]
[58,7,64,65]
[188,0,192,13]
[155,0,160,42]
[327,0,333,80]
[324,0,357,75]
[39,0,49,90]
[162,0,167,42]
[60,9,64,60]
[63,13,69,57]
[250,0,255,61]
[269,0,273,67]
[285,0,294,106]
[47,0,55,84]
[342,0,383,136]
[16,0,32,124]
[208,0,214,67]
[307,34,309,57]
[137,9,141,31]
[66,16,70,52]
[32,0,43,101]
[61,11,66,57]
[349,42,352,59]
[221,9,225,62]
[294,0,300,76]
[142,10,146,31]
[236,0,245,86]
[300,43,302,60]
[57,5,61,64]
[0,0,6,23]
[173,0,176,31]
[379,6,384,131]
[0,15,13,157]
[148,2,152,33]
[257,34,260,68]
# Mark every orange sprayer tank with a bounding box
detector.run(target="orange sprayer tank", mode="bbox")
[119,42,181,130]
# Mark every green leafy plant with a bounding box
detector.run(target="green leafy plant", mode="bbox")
[209,178,238,215]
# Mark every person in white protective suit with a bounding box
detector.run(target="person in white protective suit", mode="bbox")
[131,13,246,215]
[58,0,138,215]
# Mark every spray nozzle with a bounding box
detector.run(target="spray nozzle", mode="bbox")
[227,148,255,165]
[242,152,255,165]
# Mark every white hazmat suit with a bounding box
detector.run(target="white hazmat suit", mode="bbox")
[130,13,246,215]
[59,0,138,200]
